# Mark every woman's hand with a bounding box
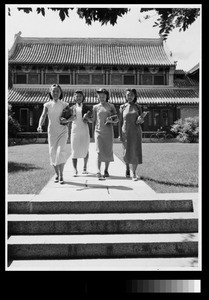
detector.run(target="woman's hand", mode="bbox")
[136,116,144,125]
[37,125,43,132]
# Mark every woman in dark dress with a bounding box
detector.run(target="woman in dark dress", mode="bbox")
[119,88,145,181]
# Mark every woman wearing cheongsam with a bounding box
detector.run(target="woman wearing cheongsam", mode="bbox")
[70,90,92,176]
[119,88,145,181]
[37,84,72,184]
[93,88,119,180]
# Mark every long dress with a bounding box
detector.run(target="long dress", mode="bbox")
[120,102,142,165]
[44,100,69,166]
[93,102,117,162]
[70,104,90,158]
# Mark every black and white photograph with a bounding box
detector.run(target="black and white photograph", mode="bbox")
[6,3,201,280]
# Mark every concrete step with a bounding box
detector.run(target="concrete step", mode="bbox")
[8,233,198,260]
[7,257,199,271]
[8,199,194,214]
[8,212,198,235]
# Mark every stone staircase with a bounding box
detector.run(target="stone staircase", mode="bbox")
[7,196,198,270]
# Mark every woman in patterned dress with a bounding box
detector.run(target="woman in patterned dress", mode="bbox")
[70,90,93,176]
[37,84,72,184]
[119,88,145,181]
[93,88,119,180]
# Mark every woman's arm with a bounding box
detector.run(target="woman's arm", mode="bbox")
[37,105,48,132]
[118,105,124,141]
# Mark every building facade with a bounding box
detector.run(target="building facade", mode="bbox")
[8,32,199,137]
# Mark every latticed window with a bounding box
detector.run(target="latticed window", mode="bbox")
[28,74,39,84]
[45,74,58,84]
[154,75,164,85]
[16,74,26,84]
[59,75,71,84]
[124,75,135,85]
[78,74,90,84]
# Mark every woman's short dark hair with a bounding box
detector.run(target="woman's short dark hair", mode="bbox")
[125,88,137,103]
[96,88,109,102]
[49,84,63,100]
[74,90,85,102]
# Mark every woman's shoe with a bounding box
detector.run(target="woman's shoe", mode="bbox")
[59,177,64,184]
[82,168,88,174]
[126,170,130,178]
[132,175,138,181]
[104,170,109,177]
[73,170,78,177]
[54,175,59,183]
[97,172,106,180]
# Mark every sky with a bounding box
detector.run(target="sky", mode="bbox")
[6,4,201,72]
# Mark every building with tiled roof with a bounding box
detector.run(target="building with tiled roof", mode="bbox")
[8,32,199,136]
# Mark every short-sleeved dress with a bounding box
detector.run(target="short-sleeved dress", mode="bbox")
[70,103,90,158]
[44,100,69,166]
[93,102,117,162]
[120,102,142,165]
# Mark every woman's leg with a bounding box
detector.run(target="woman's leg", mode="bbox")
[97,159,102,174]
[72,158,78,176]
[83,152,89,173]
[126,163,130,178]
[58,163,65,180]
[53,165,59,182]
[104,162,110,177]
[131,163,138,180]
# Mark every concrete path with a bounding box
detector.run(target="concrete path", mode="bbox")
[35,142,158,201]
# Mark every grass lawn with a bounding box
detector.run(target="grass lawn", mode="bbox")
[7,143,71,194]
[7,142,199,194]
[114,142,199,193]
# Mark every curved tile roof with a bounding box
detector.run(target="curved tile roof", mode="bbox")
[8,87,199,105]
[9,37,174,66]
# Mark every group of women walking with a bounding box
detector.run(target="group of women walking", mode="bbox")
[37,84,146,184]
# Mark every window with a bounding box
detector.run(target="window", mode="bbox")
[28,74,39,84]
[20,108,29,126]
[110,74,122,85]
[29,110,33,126]
[154,75,164,85]
[16,74,27,84]
[162,110,169,126]
[92,74,104,85]
[153,110,160,127]
[78,74,90,84]
[124,75,135,85]
[142,75,152,85]
[45,74,57,84]
[59,75,71,84]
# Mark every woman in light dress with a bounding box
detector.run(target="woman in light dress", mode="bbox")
[70,90,93,176]
[119,88,145,181]
[37,84,72,184]
[93,88,119,180]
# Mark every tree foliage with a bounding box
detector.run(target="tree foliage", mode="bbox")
[170,116,199,143]
[10,7,200,39]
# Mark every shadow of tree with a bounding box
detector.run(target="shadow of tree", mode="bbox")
[141,176,198,188]
[8,161,41,173]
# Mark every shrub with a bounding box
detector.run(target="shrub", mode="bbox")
[171,116,199,143]
[8,104,21,138]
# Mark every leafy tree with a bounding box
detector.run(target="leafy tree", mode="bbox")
[9,7,200,39]
[8,104,21,138]
[170,116,199,143]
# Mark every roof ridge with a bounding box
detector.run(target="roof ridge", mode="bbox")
[18,36,164,45]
